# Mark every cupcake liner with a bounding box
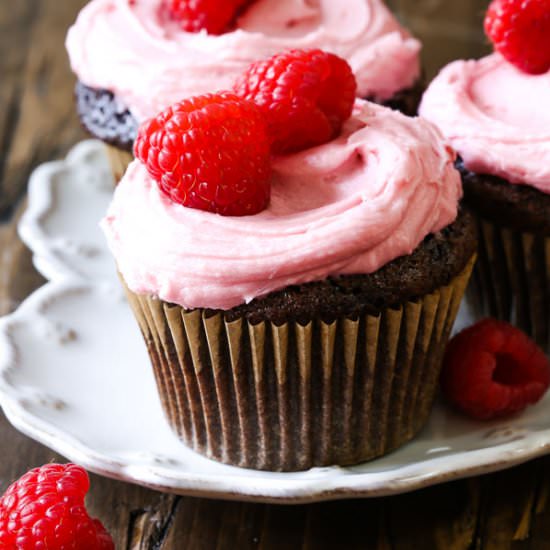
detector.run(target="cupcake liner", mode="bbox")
[104,144,133,185]
[123,256,475,471]
[468,217,550,353]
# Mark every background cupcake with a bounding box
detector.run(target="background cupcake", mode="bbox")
[419,0,550,353]
[66,0,422,181]
[102,52,475,471]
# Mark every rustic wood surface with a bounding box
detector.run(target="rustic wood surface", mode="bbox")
[1,1,549,548]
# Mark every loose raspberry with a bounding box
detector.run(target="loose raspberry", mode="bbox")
[161,0,248,35]
[0,463,114,549]
[441,319,550,420]
[485,0,550,74]
[134,92,271,216]
[234,49,357,154]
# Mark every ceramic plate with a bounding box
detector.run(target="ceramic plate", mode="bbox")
[1,140,549,504]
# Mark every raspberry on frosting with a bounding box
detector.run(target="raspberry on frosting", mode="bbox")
[161,0,250,35]
[234,49,357,154]
[0,463,114,549]
[485,0,550,75]
[441,319,550,420]
[134,92,272,216]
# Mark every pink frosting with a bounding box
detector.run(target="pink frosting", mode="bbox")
[102,101,462,310]
[420,53,550,194]
[66,0,420,121]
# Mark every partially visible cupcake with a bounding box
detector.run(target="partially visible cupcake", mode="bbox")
[420,0,550,353]
[66,0,422,181]
[102,50,475,470]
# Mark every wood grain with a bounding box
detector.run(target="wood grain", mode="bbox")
[0,0,86,219]
[1,1,550,549]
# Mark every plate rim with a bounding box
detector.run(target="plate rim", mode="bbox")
[1,280,550,504]
[17,140,109,284]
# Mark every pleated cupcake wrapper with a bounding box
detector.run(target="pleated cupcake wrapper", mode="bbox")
[468,216,550,353]
[123,256,474,472]
[104,144,133,185]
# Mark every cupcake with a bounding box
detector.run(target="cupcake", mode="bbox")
[66,0,422,181]
[419,0,550,353]
[102,50,475,470]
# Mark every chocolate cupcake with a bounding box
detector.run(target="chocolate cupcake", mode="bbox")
[102,100,475,471]
[66,0,423,182]
[420,53,550,352]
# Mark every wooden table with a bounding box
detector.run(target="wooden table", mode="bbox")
[1,1,550,548]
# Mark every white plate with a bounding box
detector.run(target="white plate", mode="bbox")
[1,140,549,504]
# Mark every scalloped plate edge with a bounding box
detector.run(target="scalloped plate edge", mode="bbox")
[1,282,550,503]
[18,140,108,283]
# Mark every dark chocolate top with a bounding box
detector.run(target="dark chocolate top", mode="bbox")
[457,159,550,235]
[376,78,424,118]
[192,208,476,325]
[75,82,137,151]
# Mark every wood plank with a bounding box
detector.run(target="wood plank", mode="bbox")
[0,0,37,219]
[302,500,387,550]
[384,479,479,550]
[0,0,87,219]
[474,461,545,550]
[529,463,550,549]
[2,1,550,549]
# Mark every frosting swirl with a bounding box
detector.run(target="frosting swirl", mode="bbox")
[66,0,421,121]
[102,101,462,310]
[419,53,550,194]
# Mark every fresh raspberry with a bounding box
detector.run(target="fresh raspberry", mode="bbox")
[234,49,357,154]
[161,0,248,35]
[485,0,550,74]
[134,92,271,216]
[0,463,114,550]
[441,319,550,420]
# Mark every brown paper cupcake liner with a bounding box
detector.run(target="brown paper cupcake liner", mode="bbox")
[468,216,550,353]
[123,256,474,471]
[104,144,133,185]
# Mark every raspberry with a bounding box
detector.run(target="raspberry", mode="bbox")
[485,0,550,74]
[441,319,550,420]
[134,92,271,216]
[0,463,114,550]
[161,0,248,35]
[234,49,357,154]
